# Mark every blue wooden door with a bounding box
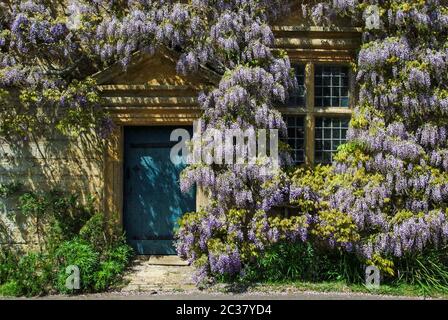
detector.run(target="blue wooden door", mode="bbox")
[124,126,195,255]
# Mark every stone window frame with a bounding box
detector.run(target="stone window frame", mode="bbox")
[279,61,354,166]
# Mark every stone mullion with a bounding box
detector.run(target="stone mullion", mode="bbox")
[305,62,315,166]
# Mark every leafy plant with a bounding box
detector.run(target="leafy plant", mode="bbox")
[0,182,22,198]
[0,252,54,297]
[395,249,448,295]
[55,239,99,294]
[0,189,134,297]
[79,213,109,252]
[242,241,363,284]
[93,243,133,292]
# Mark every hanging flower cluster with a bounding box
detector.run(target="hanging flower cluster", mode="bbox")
[0,0,113,140]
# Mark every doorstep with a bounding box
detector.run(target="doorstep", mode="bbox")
[134,255,190,266]
[122,257,195,292]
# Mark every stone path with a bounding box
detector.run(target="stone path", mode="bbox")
[121,256,196,292]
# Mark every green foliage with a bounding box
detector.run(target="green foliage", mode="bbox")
[0,77,108,141]
[0,281,22,297]
[54,233,133,294]
[395,249,448,295]
[242,241,364,284]
[17,190,94,252]
[312,209,360,244]
[0,189,134,297]
[0,251,53,297]
[79,213,109,251]
[0,182,22,198]
[55,239,99,293]
[93,243,133,292]
[289,165,333,212]
[0,247,20,284]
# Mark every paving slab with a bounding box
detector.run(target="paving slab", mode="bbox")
[121,257,195,292]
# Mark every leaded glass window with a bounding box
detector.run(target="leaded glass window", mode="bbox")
[315,65,349,108]
[286,65,306,107]
[315,117,349,164]
[285,115,305,164]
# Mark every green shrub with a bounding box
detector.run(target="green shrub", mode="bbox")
[0,246,19,283]
[8,252,54,297]
[93,260,123,292]
[93,243,133,292]
[53,236,133,294]
[104,242,134,268]
[17,190,94,252]
[243,242,314,282]
[0,281,22,297]
[79,213,108,252]
[55,239,99,294]
[49,192,94,242]
[0,182,22,198]
[0,189,134,297]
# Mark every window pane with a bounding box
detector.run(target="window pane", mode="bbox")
[287,128,295,138]
[332,76,340,86]
[286,65,306,107]
[287,117,296,127]
[314,65,350,108]
[315,116,350,164]
[333,129,340,139]
[284,115,305,164]
[315,151,323,163]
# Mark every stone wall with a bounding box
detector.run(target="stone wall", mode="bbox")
[0,133,104,248]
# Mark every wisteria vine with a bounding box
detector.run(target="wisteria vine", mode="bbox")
[307,0,448,272]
